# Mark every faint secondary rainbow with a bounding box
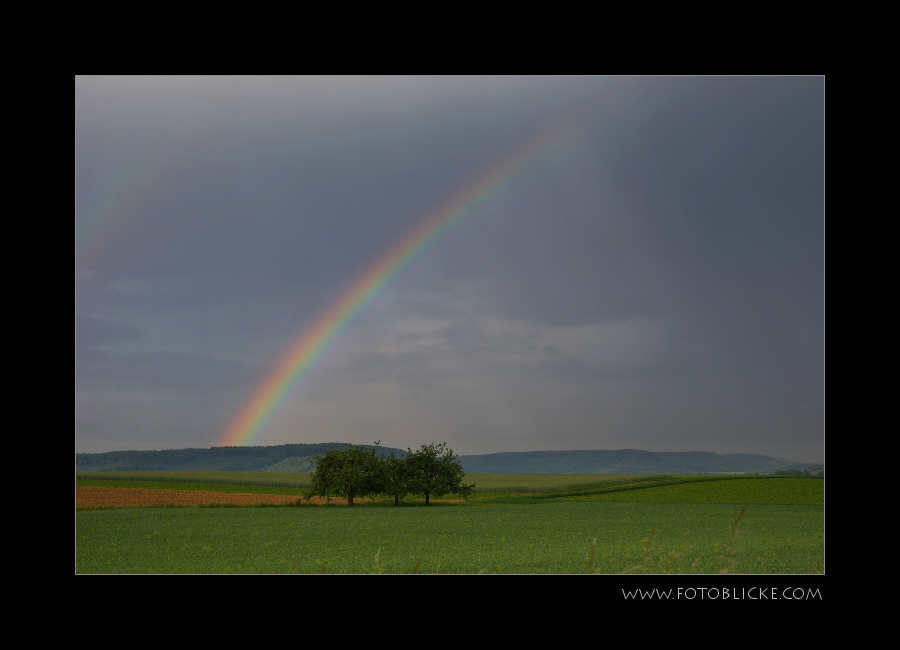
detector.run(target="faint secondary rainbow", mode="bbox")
[76,116,212,282]
[220,115,580,447]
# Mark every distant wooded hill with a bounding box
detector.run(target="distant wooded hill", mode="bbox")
[457,450,821,475]
[74,443,401,473]
[75,443,822,475]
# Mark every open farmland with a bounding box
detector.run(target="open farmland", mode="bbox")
[75,475,824,574]
[75,471,669,494]
[74,471,673,507]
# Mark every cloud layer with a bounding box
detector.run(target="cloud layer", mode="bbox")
[76,76,824,461]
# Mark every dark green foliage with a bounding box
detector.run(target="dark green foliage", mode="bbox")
[382,453,413,507]
[304,444,386,507]
[404,443,474,506]
[301,442,475,507]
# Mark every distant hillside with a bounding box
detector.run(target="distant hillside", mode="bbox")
[75,443,406,473]
[76,443,821,475]
[457,449,822,475]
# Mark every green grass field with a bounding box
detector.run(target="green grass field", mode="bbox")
[75,475,823,574]
[558,477,823,505]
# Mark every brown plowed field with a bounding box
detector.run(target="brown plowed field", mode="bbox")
[76,486,374,509]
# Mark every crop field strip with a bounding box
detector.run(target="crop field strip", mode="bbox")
[482,475,824,503]
[76,471,312,489]
[76,471,673,493]
[76,480,310,496]
[77,486,311,509]
[75,471,727,495]
[76,474,822,509]
[555,477,823,505]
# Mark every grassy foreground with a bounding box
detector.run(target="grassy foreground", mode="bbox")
[76,477,823,574]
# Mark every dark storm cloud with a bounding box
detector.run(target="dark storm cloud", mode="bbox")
[76,313,145,347]
[395,77,823,331]
[75,76,823,460]
[397,317,538,354]
[76,77,598,308]
[76,78,611,343]
[76,347,260,392]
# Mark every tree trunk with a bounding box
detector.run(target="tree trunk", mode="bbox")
[425,491,430,506]
[348,493,354,508]
[394,494,399,507]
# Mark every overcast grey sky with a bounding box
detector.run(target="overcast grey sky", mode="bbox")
[75,76,824,461]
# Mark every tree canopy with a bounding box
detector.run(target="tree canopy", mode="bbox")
[304,441,475,507]
[382,452,413,507]
[304,443,385,507]
[404,442,475,506]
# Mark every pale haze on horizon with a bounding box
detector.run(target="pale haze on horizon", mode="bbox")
[76,76,824,462]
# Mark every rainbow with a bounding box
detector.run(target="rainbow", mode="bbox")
[219,115,580,447]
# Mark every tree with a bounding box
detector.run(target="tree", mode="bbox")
[382,452,412,507]
[405,442,475,506]
[305,443,386,507]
